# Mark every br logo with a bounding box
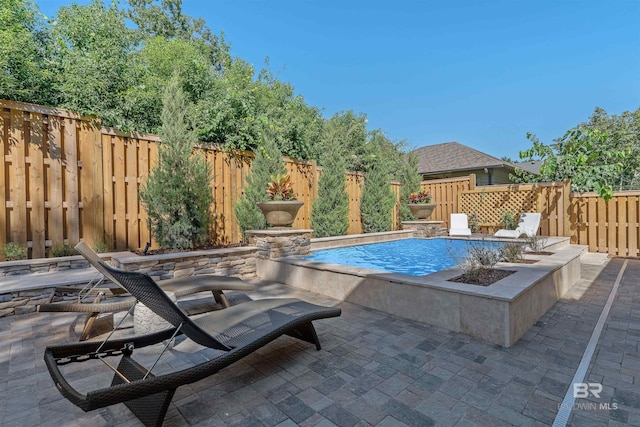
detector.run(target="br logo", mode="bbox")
[573,383,603,398]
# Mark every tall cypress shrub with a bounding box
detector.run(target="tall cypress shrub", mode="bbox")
[361,133,396,233]
[140,73,213,249]
[398,153,422,220]
[234,136,286,239]
[311,137,349,237]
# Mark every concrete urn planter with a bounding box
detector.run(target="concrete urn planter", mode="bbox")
[256,201,304,227]
[408,203,437,220]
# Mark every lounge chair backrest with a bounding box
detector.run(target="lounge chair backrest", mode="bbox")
[74,242,230,350]
[450,213,469,229]
[516,212,541,237]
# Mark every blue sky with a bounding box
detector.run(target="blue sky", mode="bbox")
[39,0,640,159]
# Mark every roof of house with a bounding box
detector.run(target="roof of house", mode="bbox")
[411,142,516,175]
[513,160,543,175]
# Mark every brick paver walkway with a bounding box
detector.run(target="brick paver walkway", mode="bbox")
[0,256,638,426]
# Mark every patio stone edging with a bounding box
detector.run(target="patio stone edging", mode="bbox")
[0,246,260,318]
[0,252,127,277]
[110,246,258,280]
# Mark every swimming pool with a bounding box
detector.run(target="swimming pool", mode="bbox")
[304,238,504,276]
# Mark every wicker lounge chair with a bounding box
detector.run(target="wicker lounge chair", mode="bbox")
[39,243,255,341]
[44,243,341,426]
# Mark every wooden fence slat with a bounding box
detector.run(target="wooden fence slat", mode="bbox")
[64,118,80,244]
[29,113,46,258]
[79,119,94,248]
[601,200,616,253]
[113,135,127,249]
[148,141,159,248]
[102,134,114,248]
[138,138,150,248]
[213,150,225,244]
[549,187,558,236]
[90,119,104,249]
[47,116,64,248]
[10,109,27,245]
[226,155,235,243]
[629,196,638,257]
[0,109,6,256]
[618,196,628,256]
[562,181,571,237]
[126,137,139,250]
[587,196,597,251]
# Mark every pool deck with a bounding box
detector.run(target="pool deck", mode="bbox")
[1,252,640,426]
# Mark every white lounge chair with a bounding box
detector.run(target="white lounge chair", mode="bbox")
[494,212,541,238]
[449,213,472,236]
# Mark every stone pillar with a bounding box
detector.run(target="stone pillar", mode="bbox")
[134,291,176,335]
[401,220,448,238]
[247,229,313,259]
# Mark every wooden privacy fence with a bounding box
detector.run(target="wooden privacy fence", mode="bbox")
[3,100,639,258]
[0,100,381,257]
[571,191,640,256]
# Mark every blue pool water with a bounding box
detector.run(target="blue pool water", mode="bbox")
[304,238,505,276]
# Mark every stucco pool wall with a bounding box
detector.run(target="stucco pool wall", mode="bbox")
[256,234,585,347]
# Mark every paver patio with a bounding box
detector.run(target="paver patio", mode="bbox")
[0,255,638,426]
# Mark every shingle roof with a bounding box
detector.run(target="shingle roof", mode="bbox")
[514,160,543,175]
[411,141,516,175]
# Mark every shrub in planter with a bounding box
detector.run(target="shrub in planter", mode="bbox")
[51,243,76,257]
[4,242,27,261]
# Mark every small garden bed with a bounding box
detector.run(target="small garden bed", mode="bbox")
[448,269,515,286]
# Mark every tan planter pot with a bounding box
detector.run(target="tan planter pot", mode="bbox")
[256,201,304,227]
[407,203,437,220]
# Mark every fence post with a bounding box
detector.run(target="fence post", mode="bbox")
[563,180,571,237]
[0,109,6,257]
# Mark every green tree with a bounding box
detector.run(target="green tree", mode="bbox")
[124,36,216,133]
[139,73,212,249]
[584,107,640,190]
[322,111,368,171]
[52,0,136,128]
[514,108,638,201]
[194,58,324,159]
[311,117,350,237]
[360,130,397,232]
[398,153,422,220]
[0,0,56,104]
[124,0,230,70]
[234,135,286,239]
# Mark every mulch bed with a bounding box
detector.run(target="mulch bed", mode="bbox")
[448,268,515,286]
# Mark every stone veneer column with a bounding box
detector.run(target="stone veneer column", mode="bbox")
[247,229,313,259]
[401,220,448,238]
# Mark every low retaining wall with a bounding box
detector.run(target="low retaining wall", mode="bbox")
[0,245,259,317]
[110,246,257,280]
[257,241,586,347]
[0,256,98,277]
